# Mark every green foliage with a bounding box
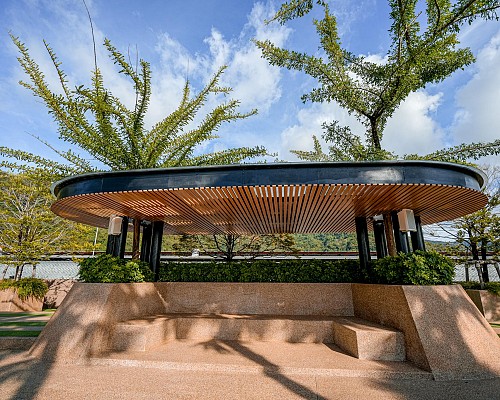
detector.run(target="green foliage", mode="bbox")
[424,166,500,271]
[0,170,95,279]
[5,35,269,259]
[458,281,500,296]
[259,1,500,162]
[0,278,48,301]
[78,254,154,283]
[404,140,500,163]
[291,123,395,162]
[159,259,365,283]
[372,250,455,285]
[7,34,266,173]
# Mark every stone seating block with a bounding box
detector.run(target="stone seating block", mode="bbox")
[109,313,339,351]
[173,314,336,343]
[332,317,405,361]
[110,315,176,352]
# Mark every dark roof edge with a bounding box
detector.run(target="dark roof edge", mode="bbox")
[51,160,487,198]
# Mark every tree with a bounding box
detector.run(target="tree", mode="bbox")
[174,233,297,262]
[425,165,500,281]
[0,170,94,280]
[4,35,268,257]
[256,0,500,162]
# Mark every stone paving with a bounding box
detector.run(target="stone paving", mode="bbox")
[1,311,499,399]
[1,349,500,400]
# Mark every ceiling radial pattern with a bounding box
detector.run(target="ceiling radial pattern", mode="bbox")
[51,161,488,235]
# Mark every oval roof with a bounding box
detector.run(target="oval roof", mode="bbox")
[51,161,487,234]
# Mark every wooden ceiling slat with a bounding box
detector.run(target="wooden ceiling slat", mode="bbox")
[295,185,318,233]
[233,186,260,234]
[51,182,488,235]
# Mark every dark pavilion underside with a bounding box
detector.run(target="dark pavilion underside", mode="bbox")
[50,161,488,278]
[51,161,487,235]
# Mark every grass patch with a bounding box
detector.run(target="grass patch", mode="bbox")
[0,330,40,337]
[0,321,47,327]
[0,312,53,318]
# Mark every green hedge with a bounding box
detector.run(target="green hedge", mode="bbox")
[159,259,366,283]
[78,254,154,283]
[0,278,48,300]
[372,250,455,285]
[76,251,458,285]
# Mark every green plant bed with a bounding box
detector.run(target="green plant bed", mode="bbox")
[0,278,48,300]
[372,250,454,285]
[0,330,40,337]
[159,259,366,283]
[78,254,154,283]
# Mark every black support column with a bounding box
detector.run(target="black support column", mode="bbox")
[373,218,388,259]
[105,235,117,255]
[106,216,127,257]
[391,211,410,254]
[117,217,129,259]
[149,221,164,281]
[410,215,426,251]
[355,216,371,271]
[140,222,152,263]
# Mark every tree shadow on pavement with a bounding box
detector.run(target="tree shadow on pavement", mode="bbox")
[203,339,326,400]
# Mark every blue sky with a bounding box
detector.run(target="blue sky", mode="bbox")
[1,0,499,167]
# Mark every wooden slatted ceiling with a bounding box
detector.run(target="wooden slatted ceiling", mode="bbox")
[51,183,487,234]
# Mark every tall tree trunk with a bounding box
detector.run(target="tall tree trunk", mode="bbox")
[383,213,397,256]
[471,243,479,259]
[370,118,381,151]
[132,219,141,260]
[226,234,236,262]
[481,240,489,283]
[469,233,483,288]
[31,263,37,278]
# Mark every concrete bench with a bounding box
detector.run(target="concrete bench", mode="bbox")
[109,313,341,352]
[332,317,405,361]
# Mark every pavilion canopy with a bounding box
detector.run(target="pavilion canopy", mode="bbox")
[51,161,488,235]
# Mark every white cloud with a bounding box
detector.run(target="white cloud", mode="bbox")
[452,29,500,147]
[279,102,364,160]
[147,2,292,147]
[214,2,291,113]
[279,89,445,160]
[364,53,388,65]
[383,91,444,156]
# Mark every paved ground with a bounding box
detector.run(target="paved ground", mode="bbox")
[1,346,500,400]
[1,312,499,399]
[1,350,500,400]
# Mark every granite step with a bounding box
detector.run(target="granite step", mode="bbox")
[110,313,341,352]
[0,336,37,350]
[332,316,405,361]
[97,339,431,380]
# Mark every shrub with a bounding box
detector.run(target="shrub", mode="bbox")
[0,278,48,300]
[458,281,500,296]
[372,250,454,285]
[159,259,365,283]
[78,254,154,283]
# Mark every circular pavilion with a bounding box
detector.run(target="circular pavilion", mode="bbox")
[51,161,487,278]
